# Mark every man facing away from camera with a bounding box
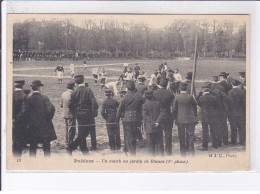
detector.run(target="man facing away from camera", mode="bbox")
[142,90,164,156]
[68,75,99,155]
[153,78,175,156]
[22,80,57,157]
[228,79,246,146]
[13,80,27,157]
[101,89,121,151]
[60,81,76,154]
[173,82,197,156]
[116,80,145,156]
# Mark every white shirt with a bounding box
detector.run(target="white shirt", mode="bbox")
[149,73,157,86]
[70,64,75,73]
[92,68,100,75]
[173,73,182,82]
[105,82,119,97]
[125,72,134,80]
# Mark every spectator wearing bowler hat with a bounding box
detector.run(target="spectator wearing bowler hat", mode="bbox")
[219,72,232,95]
[13,80,27,157]
[198,83,221,150]
[60,80,76,154]
[68,75,99,154]
[101,89,121,151]
[116,80,145,155]
[185,72,196,97]
[22,80,57,157]
[173,82,197,156]
[153,78,175,155]
[228,79,246,146]
[143,90,164,156]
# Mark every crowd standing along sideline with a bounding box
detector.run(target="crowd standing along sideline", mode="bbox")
[12,62,246,157]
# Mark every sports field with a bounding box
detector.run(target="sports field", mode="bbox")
[13,58,246,157]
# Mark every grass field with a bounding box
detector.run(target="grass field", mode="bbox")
[13,58,246,157]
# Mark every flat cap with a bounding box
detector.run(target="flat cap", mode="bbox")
[144,89,153,96]
[212,76,219,81]
[67,80,75,86]
[105,88,113,94]
[219,72,227,77]
[74,75,84,84]
[202,81,212,88]
[14,80,25,86]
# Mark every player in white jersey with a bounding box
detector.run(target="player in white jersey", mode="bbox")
[105,81,120,97]
[99,68,108,91]
[69,63,75,78]
[92,67,100,85]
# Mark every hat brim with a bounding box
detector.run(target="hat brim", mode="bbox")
[30,84,43,87]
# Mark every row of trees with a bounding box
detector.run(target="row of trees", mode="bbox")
[13,18,246,58]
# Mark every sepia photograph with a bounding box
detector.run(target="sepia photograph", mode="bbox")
[6,14,250,171]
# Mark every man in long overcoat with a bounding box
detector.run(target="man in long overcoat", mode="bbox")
[69,75,98,154]
[13,80,26,157]
[116,80,145,155]
[23,80,56,157]
[173,82,197,156]
[153,78,175,155]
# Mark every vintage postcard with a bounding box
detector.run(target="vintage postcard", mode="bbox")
[6,14,250,171]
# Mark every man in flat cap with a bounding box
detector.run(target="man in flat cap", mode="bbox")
[22,80,57,157]
[185,72,196,97]
[116,80,145,155]
[136,75,148,96]
[173,82,197,156]
[228,79,246,146]
[13,80,26,157]
[198,84,221,150]
[153,78,175,155]
[219,72,232,95]
[68,75,99,154]
[101,89,121,151]
[143,90,164,156]
[60,80,76,154]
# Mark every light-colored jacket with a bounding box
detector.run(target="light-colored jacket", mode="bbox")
[60,89,75,118]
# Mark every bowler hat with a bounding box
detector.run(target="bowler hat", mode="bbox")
[159,78,168,88]
[186,72,193,80]
[179,82,188,91]
[202,81,212,88]
[67,80,75,86]
[30,80,43,87]
[239,72,246,78]
[219,72,227,78]
[231,79,241,86]
[14,80,25,86]
[74,75,84,84]
[126,80,135,90]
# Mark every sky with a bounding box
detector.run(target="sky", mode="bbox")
[11,14,248,30]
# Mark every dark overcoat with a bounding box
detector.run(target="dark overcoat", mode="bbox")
[142,100,162,133]
[198,93,220,123]
[172,93,197,124]
[153,88,175,125]
[228,88,246,117]
[116,90,145,123]
[101,97,119,123]
[23,92,57,143]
